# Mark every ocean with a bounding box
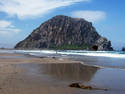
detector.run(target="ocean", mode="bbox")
[1,49,125,69]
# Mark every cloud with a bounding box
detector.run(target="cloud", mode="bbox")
[0,20,21,35]
[0,20,12,28]
[71,10,106,22]
[0,0,90,19]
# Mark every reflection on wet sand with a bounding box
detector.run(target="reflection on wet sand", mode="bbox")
[38,63,98,81]
[17,63,98,82]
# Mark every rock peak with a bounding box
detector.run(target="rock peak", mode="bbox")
[15,15,113,51]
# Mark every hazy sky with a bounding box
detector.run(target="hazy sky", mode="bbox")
[0,0,124,50]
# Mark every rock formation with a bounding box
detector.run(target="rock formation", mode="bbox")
[69,83,108,91]
[15,15,113,51]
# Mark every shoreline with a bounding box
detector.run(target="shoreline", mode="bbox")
[1,52,124,70]
[0,53,81,64]
[0,52,98,94]
[1,52,125,94]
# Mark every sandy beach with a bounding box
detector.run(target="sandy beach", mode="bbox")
[0,53,84,94]
[0,52,125,94]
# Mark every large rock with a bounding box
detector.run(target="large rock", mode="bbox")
[15,15,113,51]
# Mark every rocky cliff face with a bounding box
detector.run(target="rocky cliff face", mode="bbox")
[15,15,113,51]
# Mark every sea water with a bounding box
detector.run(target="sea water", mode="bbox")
[0,49,125,69]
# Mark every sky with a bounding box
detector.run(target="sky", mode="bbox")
[0,0,125,50]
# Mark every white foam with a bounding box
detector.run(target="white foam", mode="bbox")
[80,53,125,59]
[57,51,125,59]
[14,50,125,59]
[15,50,56,54]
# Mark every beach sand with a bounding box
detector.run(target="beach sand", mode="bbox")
[0,53,83,94]
[0,53,125,94]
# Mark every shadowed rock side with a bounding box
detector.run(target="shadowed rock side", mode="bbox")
[15,15,113,51]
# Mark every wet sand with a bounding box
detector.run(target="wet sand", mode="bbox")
[0,53,83,94]
[0,53,125,94]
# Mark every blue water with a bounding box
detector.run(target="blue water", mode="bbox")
[0,50,125,69]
